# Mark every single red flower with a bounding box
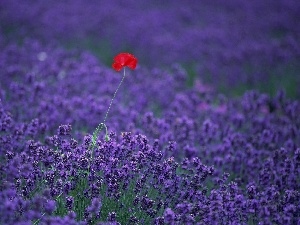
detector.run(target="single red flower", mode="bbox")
[112,53,138,71]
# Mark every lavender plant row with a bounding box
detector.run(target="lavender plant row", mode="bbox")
[1,0,300,94]
[0,39,299,224]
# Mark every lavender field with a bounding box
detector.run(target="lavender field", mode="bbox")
[0,1,299,224]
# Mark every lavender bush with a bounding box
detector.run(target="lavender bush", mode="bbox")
[0,39,299,224]
[1,0,299,97]
[0,1,300,224]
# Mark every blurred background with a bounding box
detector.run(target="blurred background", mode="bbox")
[0,0,299,98]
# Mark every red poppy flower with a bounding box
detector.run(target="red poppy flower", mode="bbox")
[112,53,138,71]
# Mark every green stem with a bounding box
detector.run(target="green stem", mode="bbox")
[33,213,45,225]
[88,67,127,179]
[90,67,126,150]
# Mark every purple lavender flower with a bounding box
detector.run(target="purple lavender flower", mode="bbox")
[44,200,56,214]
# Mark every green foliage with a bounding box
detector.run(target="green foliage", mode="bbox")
[64,37,113,67]
[182,62,198,88]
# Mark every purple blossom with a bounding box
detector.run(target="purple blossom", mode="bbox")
[0,2,300,223]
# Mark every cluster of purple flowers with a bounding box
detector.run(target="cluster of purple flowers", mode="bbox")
[1,0,300,94]
[0,1,299,224]
[0,38,299,224]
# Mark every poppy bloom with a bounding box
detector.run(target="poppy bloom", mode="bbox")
[112,53,138,71]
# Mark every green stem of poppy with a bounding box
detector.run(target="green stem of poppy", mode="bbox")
[89,67,126,151]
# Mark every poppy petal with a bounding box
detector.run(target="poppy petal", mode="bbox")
[114,53,131,66]
[112,53,138,71]
[127,58,137,69]
[112,62,123,71]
